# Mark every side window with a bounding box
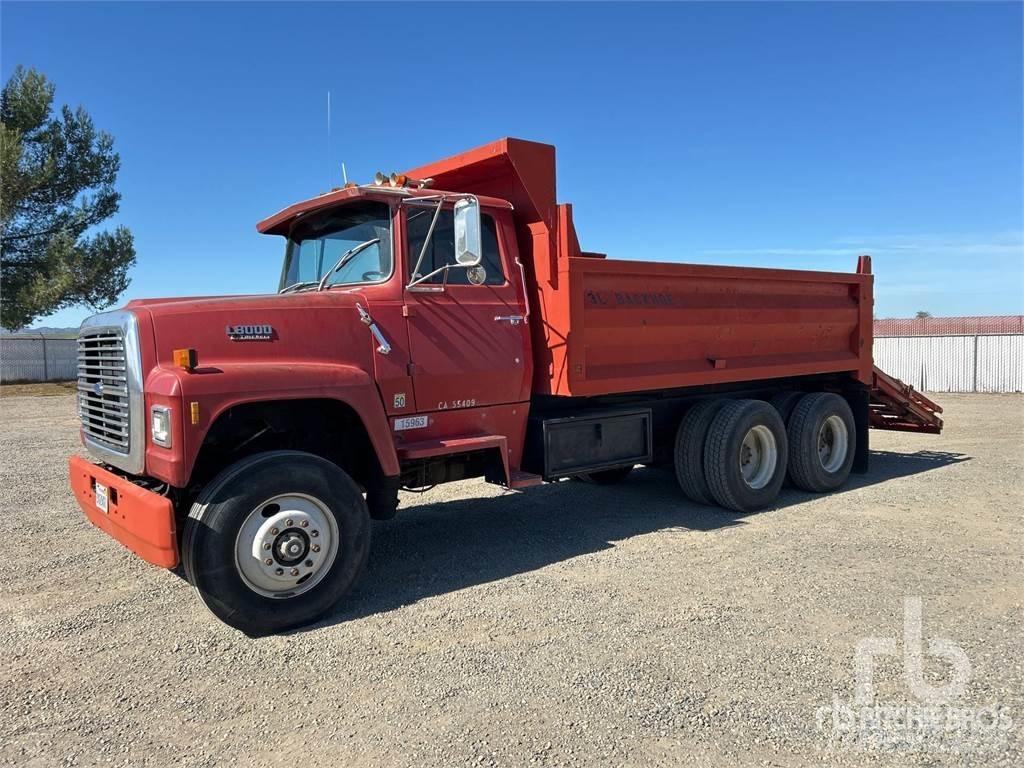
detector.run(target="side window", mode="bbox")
[406,207,505,286]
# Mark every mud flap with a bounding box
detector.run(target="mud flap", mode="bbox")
[847,387,871,474]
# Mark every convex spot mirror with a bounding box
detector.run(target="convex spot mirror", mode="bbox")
[453,197,482,267]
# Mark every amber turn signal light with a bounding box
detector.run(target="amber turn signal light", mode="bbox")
[173,348,197,371]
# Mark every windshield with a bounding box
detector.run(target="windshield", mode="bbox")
[279,201,392,290]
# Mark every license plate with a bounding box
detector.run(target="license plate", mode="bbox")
[95,481,109,513]
[394,415,428,431]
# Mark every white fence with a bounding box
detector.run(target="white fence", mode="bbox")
[0,335,78,383]
[874,334,1024,393]
[2,331,1022,393]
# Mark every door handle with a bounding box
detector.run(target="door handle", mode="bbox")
[368,323,392,355]
[494,315,525,326]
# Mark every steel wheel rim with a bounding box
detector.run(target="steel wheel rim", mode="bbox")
[234,493,340,598]
[818,414,849,473]
[739,424,777,490]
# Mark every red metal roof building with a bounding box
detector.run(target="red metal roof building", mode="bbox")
[874,315,1024,337]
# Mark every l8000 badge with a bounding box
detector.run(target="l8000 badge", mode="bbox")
[226,324,274,341]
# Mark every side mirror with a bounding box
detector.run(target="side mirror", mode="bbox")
[453,197,482,267]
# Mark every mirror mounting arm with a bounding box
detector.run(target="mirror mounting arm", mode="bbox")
[407,197,446,287]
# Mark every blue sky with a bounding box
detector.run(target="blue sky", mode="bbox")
[3,1,1022,327]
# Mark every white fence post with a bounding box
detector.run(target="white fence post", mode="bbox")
[972,335,978,394]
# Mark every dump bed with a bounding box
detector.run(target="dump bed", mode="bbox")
[408,138,873,398]
[558,256,873,397]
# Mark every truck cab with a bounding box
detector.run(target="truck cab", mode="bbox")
[70,172,547,635]
[263,183,534,430]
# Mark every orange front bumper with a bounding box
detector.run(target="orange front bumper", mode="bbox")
[69,455,179,568]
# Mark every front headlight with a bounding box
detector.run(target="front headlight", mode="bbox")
[150,406,172,447]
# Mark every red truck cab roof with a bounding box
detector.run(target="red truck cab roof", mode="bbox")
[257,137,560,237]
[256,175,516,237]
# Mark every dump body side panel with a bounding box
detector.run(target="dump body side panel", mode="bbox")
[561,257,873,397]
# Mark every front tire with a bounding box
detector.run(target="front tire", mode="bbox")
[182,451,371,636]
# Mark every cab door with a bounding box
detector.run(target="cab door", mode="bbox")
[402,207,529,412]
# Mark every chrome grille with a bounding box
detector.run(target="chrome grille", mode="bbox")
[77,331,131,451]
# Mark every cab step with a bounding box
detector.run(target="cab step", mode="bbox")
[509,470,543,489]
[396,435,543,490]
[397,434,506,460]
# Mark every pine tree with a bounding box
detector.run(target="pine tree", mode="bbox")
[1,66,135,330]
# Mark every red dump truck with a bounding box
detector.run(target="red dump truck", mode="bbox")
[69,138,943,634]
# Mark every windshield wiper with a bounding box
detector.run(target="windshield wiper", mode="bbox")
[317,238,381,292]
[279,280,318,294]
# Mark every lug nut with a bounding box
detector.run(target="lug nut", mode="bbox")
[286,519,294,527]
[305,560,313,567]
[275,568,284,575]
[263,542,271,550]
[300,520,308,528]
[264,558,273,565]
[290,568,300,576]
[310,530,319,538]
[270,527,279,535]
[311,544,320,553]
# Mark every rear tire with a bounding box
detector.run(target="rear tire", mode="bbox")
[786,393,856,492]
[674,399,728,505]
[703,399,788,513]
[182,450,371,636]
[575,465,634,485]
[770,391,805,487]
[769,391,804,425]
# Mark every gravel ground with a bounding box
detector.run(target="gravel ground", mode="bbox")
[0,391,1020,767]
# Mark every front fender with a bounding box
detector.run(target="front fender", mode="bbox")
[144,362,398,487]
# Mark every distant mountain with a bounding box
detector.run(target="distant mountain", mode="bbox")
[0,326,79,336]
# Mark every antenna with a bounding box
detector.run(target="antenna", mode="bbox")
[326,90,331,187]
[341,162,348,185]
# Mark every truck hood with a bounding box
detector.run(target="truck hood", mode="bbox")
[126,291,376,372]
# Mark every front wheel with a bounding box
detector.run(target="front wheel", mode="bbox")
[181,451,371,636]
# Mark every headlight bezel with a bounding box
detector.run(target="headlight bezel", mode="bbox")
[150,405,172,448]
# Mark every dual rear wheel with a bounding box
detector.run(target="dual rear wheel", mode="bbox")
[786,393,855,492]
[674,392,855,513]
